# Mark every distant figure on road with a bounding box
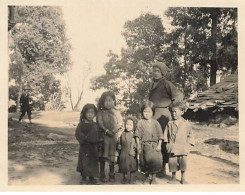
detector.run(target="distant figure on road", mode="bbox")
[18,89,32,124]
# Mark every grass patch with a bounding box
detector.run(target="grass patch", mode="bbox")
[204,138,239,155]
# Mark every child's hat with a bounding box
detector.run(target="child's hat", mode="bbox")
[152,61,171,74]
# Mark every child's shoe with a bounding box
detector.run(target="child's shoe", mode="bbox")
[121,177,127,184]
[167,178,179,184]
[99,172,107,183]
[181,179,188,184]
[88,177,99,185]
[80,176,87,184]
[109,173,115,182]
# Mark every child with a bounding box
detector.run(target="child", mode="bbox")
[163,101,194,184]
[117,116,138,184]
[149,61,183,176]
[75,104,99,184]
[96,91,124,182]
[135,101,163,184]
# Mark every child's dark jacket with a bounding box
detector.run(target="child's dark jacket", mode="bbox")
[75,120,99,177]
[118,130,137,173]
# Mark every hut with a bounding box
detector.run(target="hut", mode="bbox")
[185,74,238,126]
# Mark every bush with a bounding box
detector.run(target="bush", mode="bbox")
[8,105,17,113]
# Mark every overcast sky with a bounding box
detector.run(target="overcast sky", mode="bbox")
[61,1,171,109]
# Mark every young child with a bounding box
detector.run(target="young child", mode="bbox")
[75,104,99,184]
[135,101,163,184]
[163,101,194,184]
[96,91,124,182]
[117,116,138,184]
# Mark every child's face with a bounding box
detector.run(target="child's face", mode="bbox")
[152,66,163,80]
[85,108,96,121]
[104,96,115,109]
[171,107,184,120]
[143,107,153,120]
[125,119,134,132]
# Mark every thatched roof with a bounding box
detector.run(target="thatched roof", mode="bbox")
[188,74,238,112]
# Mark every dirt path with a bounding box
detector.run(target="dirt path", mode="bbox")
[8,111,239,185]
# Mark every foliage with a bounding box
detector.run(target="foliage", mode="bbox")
[91,13,166,115]
[164,8,237,86]
[9,6,71,111]
[91,9,237,115]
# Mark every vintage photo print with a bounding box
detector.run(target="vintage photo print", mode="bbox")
[1,0,245,192]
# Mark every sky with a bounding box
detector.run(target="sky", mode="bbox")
[61,1,171,109]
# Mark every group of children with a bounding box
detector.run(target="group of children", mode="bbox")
[75,90,194,185]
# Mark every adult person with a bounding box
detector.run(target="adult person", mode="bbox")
[19,88,32,124]
[149,61,184,176]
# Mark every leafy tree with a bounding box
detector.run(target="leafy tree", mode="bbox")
[164,7,237,86]
[91,13,166,115]
[91,9,237,115]
[9,6,71,111]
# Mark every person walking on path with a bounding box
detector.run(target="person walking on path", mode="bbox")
[19,89,32,124]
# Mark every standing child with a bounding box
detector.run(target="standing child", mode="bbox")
[135,101,164,184]
[75,104,99,184]
[117,116,138,184]
[163,101,194,184]
[97,91,124,182]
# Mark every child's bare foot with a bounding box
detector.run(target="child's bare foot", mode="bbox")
[150,179,158,184]
[181,179,188,184]
[167,179,179,184]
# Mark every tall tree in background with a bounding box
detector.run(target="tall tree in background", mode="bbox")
[9,6,71,111]
[91,13,166,115]
[91,8,237,115]
[164,7,237,87]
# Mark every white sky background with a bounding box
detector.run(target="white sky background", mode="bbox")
[61,1,171,110]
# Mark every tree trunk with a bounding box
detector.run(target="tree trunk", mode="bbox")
[73,90,83,111]
[210,62,217,86]
[210,9,218,86]
[16,80,23,112]
[68,86,74,110]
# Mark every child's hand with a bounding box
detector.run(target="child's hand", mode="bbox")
[105,130,114,137]
[156,144,161,152]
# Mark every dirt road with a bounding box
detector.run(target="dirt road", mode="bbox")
[8,111,239,185]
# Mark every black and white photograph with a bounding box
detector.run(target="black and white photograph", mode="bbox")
[1,0,245,191]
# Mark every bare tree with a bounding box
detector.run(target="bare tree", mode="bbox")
[65,62,92,111]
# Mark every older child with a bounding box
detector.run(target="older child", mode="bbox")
[117,116,138,184]
[75,104,99,184]
[149,61,184,176]
[163,101,194,184]
[135,101,163,184]
[97,91,124,182]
